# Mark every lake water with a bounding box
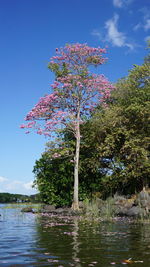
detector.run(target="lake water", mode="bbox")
[0,204,149,267]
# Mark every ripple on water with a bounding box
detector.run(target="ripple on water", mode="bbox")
[0,205,150,266]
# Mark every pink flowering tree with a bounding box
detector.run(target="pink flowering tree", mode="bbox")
[21,43,114,210]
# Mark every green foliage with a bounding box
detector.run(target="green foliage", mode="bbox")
[82,198,100,219]
[33,152,74,207]
[33,52,150,204]
[0,193,39,203]
[33,129,104,206]
[48,62,70,78]
[82,197,116,221]
[88,60,150,196]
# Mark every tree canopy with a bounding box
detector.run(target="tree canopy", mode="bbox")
[21,43,113,209]
[33,53,150,205]
[87,59,150,196]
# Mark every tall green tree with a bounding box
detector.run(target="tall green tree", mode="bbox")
[88,59,150,195]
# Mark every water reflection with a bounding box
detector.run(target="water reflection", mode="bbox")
[71,218,81,267]
[35,216,150,267]
[0,205,150,266]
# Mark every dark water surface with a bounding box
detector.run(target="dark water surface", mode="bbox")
[0,204,149,267]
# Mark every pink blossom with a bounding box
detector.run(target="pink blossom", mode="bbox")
[21,43,114,140]
[52,153,61,158]
[20,124,26,128]
[37,129,43,135]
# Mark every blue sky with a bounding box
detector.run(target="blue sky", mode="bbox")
[0,0,149,195]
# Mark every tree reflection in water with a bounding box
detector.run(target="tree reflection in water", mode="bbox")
[33,214,150,267]
[71,217,81,267]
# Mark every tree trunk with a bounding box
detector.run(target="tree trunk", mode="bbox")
[72,115,80,210]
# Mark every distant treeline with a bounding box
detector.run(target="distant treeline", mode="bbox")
[0,192,40,203]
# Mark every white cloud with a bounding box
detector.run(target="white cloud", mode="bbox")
[105,14,134,49]
[0,176,37,195]
[113,0,123,8]
[23,181,34,191]
[105,14,125,47]
[144,19,150,31]
[113,0,134,8]
[5,180,22,191]
[133,23,142,31]
[0,176,8,182]
[137,7,150,32]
